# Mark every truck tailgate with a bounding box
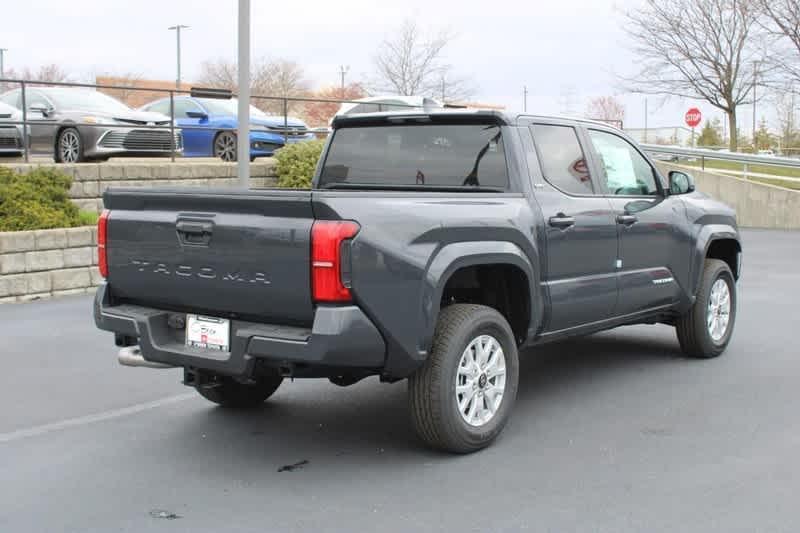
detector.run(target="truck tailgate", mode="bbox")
[103,188,314,325]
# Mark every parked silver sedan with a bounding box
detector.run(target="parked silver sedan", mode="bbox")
[0,101,25,155]
[0,88,182,162]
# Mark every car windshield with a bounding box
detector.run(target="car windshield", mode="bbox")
[45,89,132,113]
[0,102,18,116]
[198,98,269,118]
[319,123,509,189]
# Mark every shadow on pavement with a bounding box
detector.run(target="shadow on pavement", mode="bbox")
[164,327,686,470]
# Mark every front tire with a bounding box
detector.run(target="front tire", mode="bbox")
[56,127,85,163]
[676,259,737,358]
[196,375,283,408]
[409,304,519,453]
[213,131,238,162]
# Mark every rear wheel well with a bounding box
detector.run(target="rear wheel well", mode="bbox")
[706,239,740,279]
[439,264,530,345]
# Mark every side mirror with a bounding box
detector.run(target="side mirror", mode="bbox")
[668,170,695,195]
[28,104,51,117]
[185,110,208,120]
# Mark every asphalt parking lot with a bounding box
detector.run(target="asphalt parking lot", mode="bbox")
[1,228,797,532]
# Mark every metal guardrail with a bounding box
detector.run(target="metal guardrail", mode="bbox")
[0,77,425,164]
[640,143,800,181]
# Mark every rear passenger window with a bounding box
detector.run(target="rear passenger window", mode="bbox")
[530,124,593,195]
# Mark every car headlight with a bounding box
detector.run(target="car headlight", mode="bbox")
[82,116,111,125]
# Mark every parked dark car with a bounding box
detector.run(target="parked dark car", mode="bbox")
[0,101,25,155]
[140,96,314,161]
[94,110,741,453]
[0,88,181,162]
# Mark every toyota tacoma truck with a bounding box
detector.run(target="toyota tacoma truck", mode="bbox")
[94,110,741,453]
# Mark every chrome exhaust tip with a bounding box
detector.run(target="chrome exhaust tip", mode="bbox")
[118,345,174,369]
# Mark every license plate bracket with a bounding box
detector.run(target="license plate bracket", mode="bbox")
[185,314,230,352]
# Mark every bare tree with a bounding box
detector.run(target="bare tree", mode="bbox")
[196,57,310,114]
[621,0,763,151]
[756,0,800,83]
[96,72,143,106]
[372,19,473,101]
[436,66,476,103]
[585,96,626,125]
[1,64,70,92]
[772,85,800,149]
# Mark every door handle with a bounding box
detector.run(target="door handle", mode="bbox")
[549,214,576,229]
[616,214,638,226]
[176,221,213,235]
[176,220,213,245]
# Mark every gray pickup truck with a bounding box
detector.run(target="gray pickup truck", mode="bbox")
[94,110,741,453]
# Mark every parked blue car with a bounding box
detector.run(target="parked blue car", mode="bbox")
[140,96,315,161]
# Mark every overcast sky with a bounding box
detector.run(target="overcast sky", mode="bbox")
[3,0,757,133]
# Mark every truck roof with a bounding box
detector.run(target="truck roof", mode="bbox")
[331,108,623,131]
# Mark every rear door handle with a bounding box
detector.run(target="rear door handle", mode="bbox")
[549,214,576,229]
[616,214,637,226]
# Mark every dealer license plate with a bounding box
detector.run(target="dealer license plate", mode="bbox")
[186,314,230,352]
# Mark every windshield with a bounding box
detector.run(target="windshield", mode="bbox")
[45,89,132,113]
[198,98,269,117]
[319,123,509,189]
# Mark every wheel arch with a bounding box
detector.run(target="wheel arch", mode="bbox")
[419,241,541,355]
[691,224,741,297]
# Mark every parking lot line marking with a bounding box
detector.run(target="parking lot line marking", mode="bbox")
[0,393,196,444]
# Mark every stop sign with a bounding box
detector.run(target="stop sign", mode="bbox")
[685,108,702,128]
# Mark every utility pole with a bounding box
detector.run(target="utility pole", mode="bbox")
[523,86,528,113]
[752,60,759,148]
[237,0,250,187]
[0,48,6,78]
[168,24,190,89]
[338,65,349,92]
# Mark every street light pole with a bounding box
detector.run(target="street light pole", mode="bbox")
[0,48,7,78]
[523,86,528,112]
[237,0,250,188]
[339,65,349,91]
[168,25,190,89]
[752,60,759,148]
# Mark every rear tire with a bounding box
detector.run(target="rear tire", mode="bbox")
[676,259,737,358]
[196,375,283,408]
[213,131,237,162]
[408,304,519,453]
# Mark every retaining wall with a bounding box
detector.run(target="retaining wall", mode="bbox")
[655,162,800,229]
[4,160,279,212]
[0,227,100,303]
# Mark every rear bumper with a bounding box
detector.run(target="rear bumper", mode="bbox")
[93,283,386,377]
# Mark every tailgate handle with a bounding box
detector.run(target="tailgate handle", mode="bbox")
[176,220,213,245]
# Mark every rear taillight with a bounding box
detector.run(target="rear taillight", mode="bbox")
[311,220,360,302]
[97,209,109,278]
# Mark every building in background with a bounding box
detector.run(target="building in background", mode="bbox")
[95,76,191,109]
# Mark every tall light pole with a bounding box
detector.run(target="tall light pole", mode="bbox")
[237,0,250,187]
[168,25,190,89]
[338,65,349,95]
[523,86,528,112]
[752,60,759,148]
[0,48,7,78]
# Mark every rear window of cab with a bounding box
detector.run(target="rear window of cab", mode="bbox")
[319,123,509,190]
